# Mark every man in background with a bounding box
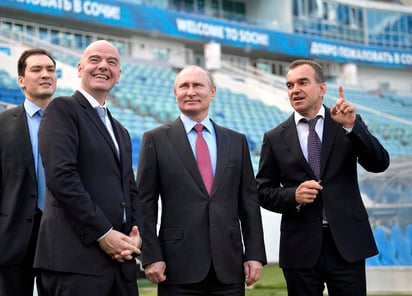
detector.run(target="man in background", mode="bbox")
[34,40,142,296]
[257,59,389,295]
[137,65,266,296]
[0,48,57,296]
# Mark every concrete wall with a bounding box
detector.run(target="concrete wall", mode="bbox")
[367,267,412,294]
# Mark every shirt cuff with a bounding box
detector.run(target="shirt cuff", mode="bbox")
[97,227,113,241]
[343,126,353,134]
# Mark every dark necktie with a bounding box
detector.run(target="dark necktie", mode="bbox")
[303,116,321,179]
[303,116,328,222]
[194,124,213,195]
[37,110,46,211]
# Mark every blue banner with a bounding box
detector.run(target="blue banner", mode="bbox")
[1,0,411,68]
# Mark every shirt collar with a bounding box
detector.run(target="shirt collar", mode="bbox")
[78,88,107,109]
[24,99,43,117]
[180,113,213,134]
[294,105,325,125]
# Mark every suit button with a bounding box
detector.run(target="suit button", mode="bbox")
[26,218,33,223]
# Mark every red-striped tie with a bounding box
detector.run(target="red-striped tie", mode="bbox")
[194,124,213,194]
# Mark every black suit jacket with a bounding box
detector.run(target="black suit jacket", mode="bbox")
[34,91,141,279]
[136,118,266,285]
[257,107,389,268]
[0,104,39,265]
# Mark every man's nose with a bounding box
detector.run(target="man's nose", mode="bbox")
[40,68,52,77]
[291,84,301,93]
[186,86,195,95]
[98,59,109,70]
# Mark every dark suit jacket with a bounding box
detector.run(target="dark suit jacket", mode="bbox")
[256,107,389,269]
[136,118,266,285]
[34,91,141,280]
[0,104,39,265]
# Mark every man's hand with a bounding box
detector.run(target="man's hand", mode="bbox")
[244,260,263,287]
[295,180,323,205]
[145,261,167,284]
[114,225,142,261]
[330,85,356,128]
[98,227,141,262]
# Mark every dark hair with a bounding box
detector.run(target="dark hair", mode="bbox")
[288,59,325,84]
[17,48,56,77]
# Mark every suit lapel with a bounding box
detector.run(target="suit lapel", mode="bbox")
[107,109,122,160]
[73,91,119,162]
[281,115,315,177]
[167,118,209,196]
[320,107,339,178]
[14,104,37,183]
[211,122,229,196]
[108,112,130,175]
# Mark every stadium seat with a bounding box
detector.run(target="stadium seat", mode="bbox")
[406,224,412,250]
[390,225,412,265]
[366,254,381,266]
[373,226,399,265]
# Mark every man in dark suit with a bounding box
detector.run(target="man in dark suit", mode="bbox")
[136,65,267,295]
[256,59,390,295]
[0,48,57,296]
[34,40,142,296]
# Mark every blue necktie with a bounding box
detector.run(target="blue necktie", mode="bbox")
[37,110,46,211]
[95,106,106,125]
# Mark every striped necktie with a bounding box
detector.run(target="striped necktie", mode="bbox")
[303,116,321,179]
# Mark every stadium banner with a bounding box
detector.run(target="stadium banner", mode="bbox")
[1,0,411,68]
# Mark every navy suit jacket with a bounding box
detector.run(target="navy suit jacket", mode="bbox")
[34,91,141,279]
[257,107,389,268]
[0,104,39,265]
[136,118,266,285]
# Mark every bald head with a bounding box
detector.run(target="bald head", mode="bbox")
[81,40,120,64]
[77,40,121,104]
[174,65,215,91]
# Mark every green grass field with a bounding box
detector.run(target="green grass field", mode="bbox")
[137,263,412,296]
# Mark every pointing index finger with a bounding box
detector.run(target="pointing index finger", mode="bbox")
[338,85,345,100]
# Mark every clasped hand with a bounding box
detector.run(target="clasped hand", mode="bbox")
[98,225,141,262]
